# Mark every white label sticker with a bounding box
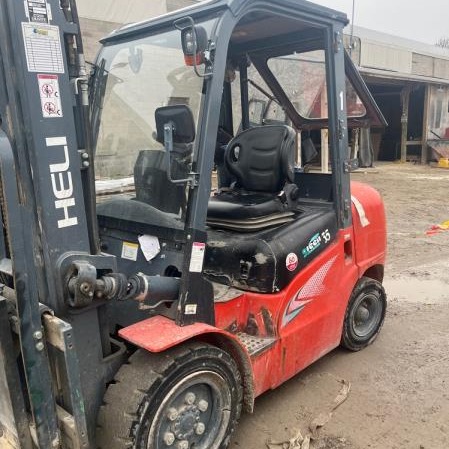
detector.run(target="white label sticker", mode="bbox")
[25,0,49,23]
[138,235,161,261]
[121,242,139,261]
[185,304,197,315]
[22,23,64,73]
[351,195,370,228]
[38,74,63,118]
[189,242,206,273]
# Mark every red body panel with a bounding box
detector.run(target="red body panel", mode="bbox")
[351,181,387,275]
[119,315,223,352]
[119,182,386,403]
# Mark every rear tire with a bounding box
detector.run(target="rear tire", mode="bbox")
[96,342,242,449]
[341,277,386,352]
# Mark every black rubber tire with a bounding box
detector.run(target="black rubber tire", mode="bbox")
[341,277,387,352]
[96,342,242,449]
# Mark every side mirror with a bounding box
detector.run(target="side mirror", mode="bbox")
[155,105,195,145]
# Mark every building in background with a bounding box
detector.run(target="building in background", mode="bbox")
[78,0,449,165]
[346,26,449,164]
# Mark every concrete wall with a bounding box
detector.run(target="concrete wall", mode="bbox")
[78,0,199,63]
[76,0,167,23]
[167,0,199,12]
[79,18,120,63]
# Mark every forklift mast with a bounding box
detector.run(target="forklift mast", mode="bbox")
[0,1,118,448]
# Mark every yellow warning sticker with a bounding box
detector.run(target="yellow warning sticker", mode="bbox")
[121,242,139,261]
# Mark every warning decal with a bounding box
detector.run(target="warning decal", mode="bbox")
[25,0,50,24]
[22,23,64,73]
[38,74,63,118]
[189,242,206,273]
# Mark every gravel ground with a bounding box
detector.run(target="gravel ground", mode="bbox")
[232,162,449,449]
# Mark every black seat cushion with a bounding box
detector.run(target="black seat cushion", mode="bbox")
[207,191,287,221]
[208,125,296,228]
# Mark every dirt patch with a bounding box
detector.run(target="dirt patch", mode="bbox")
[232,163,449,449]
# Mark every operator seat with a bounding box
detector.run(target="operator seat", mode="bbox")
[207,125,299,231]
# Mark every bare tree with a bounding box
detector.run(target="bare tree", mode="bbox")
[436,37,449,48]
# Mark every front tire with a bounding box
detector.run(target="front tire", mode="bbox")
[341,277,387,352]
[97,342,242,449]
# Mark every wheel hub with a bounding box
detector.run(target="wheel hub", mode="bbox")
[355,305,370,323]
[163,391,210,446]
[171,405,201,439]
[150,370,232,449]
[350,289,385,340]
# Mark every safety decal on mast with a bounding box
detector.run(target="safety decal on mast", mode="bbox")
[22,23,64,74]
[189,242,206,273]
[24,0,51,24]
[38,74,63,118]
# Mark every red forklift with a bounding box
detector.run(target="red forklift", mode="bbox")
[0,0,387,448]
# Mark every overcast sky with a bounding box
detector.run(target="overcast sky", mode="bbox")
[312,0,448,45]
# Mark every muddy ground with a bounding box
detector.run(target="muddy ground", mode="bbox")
[232,163,449,449]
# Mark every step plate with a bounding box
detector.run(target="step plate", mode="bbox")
[237,332,277,357]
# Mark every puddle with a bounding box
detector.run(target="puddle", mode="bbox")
[384,278,449,304]
[408,175,449,181]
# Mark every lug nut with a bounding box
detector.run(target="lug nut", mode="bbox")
[167,408,179,421]
[198,400,209,412]
[176,440,189,449]
[185,392,196,405]
[163,432,175,446]
[195,422,206,435]
[33,331,43,340]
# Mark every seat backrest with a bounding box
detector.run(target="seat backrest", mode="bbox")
[224,125,296,193]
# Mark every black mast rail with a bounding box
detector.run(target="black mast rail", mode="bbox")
[0,1,118,447]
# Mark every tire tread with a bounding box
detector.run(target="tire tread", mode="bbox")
[340,276,387,352]
[96,342,242,449]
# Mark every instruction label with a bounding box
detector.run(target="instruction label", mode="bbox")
[22,23,64,73]
[189,242,206,273]
[38,74,63,118]
[185,304,197,315]
[25,0,50,24]
[121,242,139,261]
